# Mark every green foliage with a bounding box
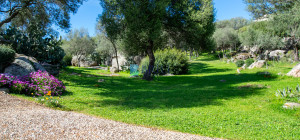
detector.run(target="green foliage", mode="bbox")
[245,58,255,67]
[0,0,85,30]
[2,24,65,64]
[244,0,295,19]
[238,25,283,50]
[213,27,239,51]
[235,60,245,67]
[63,54,72,66]
[216,17,251,30]
[49,55,300,140]
[0,45,15,71]
[100,0,215,80]
[139,49,188,75]
[276,84,300,103]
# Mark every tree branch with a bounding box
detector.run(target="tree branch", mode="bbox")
[0,10,20,27]
[0,1,36,28]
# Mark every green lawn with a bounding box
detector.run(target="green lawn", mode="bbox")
[14,55,300,139]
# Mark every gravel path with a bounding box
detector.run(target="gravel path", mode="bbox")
[0,91,221,140]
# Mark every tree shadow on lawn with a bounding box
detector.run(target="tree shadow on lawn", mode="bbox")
[62,69,276,110]
[188,62,232,74]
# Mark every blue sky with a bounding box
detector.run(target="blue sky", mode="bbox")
[58,0,251,37]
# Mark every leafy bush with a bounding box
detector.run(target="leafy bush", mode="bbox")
[0,71,65,96]
[235,60,245,67]
[245,58,254,67]
[63,54,73,66]
[139,48,189,75]
[0,45,15,71]
[3,26,65,65]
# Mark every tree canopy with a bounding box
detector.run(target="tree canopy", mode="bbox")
[100,0,215,80]
[243,0,295,19]
[0,0,85,30]
[216,17,251,30]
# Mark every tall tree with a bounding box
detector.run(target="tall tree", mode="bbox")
[213,27,239,57]
[96,19,122,72]
[244,0,295,19]
[100,0,215,80]
[65,28,96,67]
[270,1,300,61]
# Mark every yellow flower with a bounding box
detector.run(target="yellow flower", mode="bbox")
[46,97,49,100]
[46,91,51,96]
[57,97,59,99]
[50,97,53,99]
[31,93,33,95]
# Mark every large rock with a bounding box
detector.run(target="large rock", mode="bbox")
[112,54,127,70]
[4,54,46,77]
[248,60,266,69]
[235,53,250,60]
[250,46,259,55]
[287,63,300,77]
[71,55,97,67]
[269,50,285,60]
[42,63,60,76]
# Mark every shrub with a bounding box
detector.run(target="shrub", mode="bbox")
[0,45,15,71]
[235,60,245,67]
[63,54,73,66]
[0,71,65,96]
[245,58,254,67]
[139,48,189,75]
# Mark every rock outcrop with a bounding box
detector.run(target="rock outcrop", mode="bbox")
[71,55,98,67]
[287,63,300,77]
[235,53,250,60]
[248,60,266,69]
[269,50,285,60]
[4,54,46,77]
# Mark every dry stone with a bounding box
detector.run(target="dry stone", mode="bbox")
[283,102,300,109]
[248,60,266,69]
[269,50,285,59]
[235,53,250,60]
[287,63,300,77]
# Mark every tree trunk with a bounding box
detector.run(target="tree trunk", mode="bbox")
[112,42,120,72]
[294,45,299,62]
[189,48,192,61]
[77,55,81,67]
[143,40,155,81]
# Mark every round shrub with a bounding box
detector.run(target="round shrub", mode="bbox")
[235,60,245,67]
[0,45,15,71]
[63,54,72,66]
[245,58,254,67]
[139,48,189,75]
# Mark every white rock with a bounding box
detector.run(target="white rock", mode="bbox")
[287,63,300,77]
[248,60,266,69]
[283,102,300,109]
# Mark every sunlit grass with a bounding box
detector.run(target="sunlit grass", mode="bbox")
[13,54,300,139]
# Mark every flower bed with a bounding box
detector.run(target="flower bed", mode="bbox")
[0,70,65,96]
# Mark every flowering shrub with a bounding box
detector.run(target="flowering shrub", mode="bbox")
[0,73,14,87]
[0,70,65,96]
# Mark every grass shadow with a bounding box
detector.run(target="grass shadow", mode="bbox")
[61,67,275,109]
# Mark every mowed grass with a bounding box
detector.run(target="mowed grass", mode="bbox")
[14,55,300,139]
